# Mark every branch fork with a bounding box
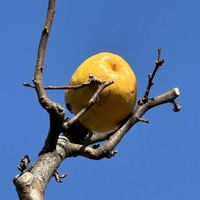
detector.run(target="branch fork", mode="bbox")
[14,0,181,199]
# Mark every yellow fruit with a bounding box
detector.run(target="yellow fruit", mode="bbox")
[65,52,137,132]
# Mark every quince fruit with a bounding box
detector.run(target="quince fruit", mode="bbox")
[65,52,137,132]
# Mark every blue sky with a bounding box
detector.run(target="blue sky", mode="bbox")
[1,0,200,199]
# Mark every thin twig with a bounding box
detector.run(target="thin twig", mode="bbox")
[137,117,149,123]
[53,170,67,183]
[24,82,73,90]
[139,48,165,105]
[23,75,108,90]
[62,79,114,130]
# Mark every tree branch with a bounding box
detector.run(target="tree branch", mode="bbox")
[62,78,114,130]
[15,87,181,199]
[14,0,181,199]
[31,0,65,155]
[69,87,180,160]
[24,75,109,90]
[139,48,165,105]
[14,137,74,200]
[33,0,55,103]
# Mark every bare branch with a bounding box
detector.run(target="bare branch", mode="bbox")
[33,0,55,105]
[24,75,109,90]
[14,1,181,199]
[139,48,165,105]
[15,87,181,199]
[29,0,65,155]
[62,78,114,130]
[46,88,180,162]
[68,88,180,160]
[23,82,72,90]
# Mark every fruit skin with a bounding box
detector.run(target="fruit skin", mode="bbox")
[65,52,137,132]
